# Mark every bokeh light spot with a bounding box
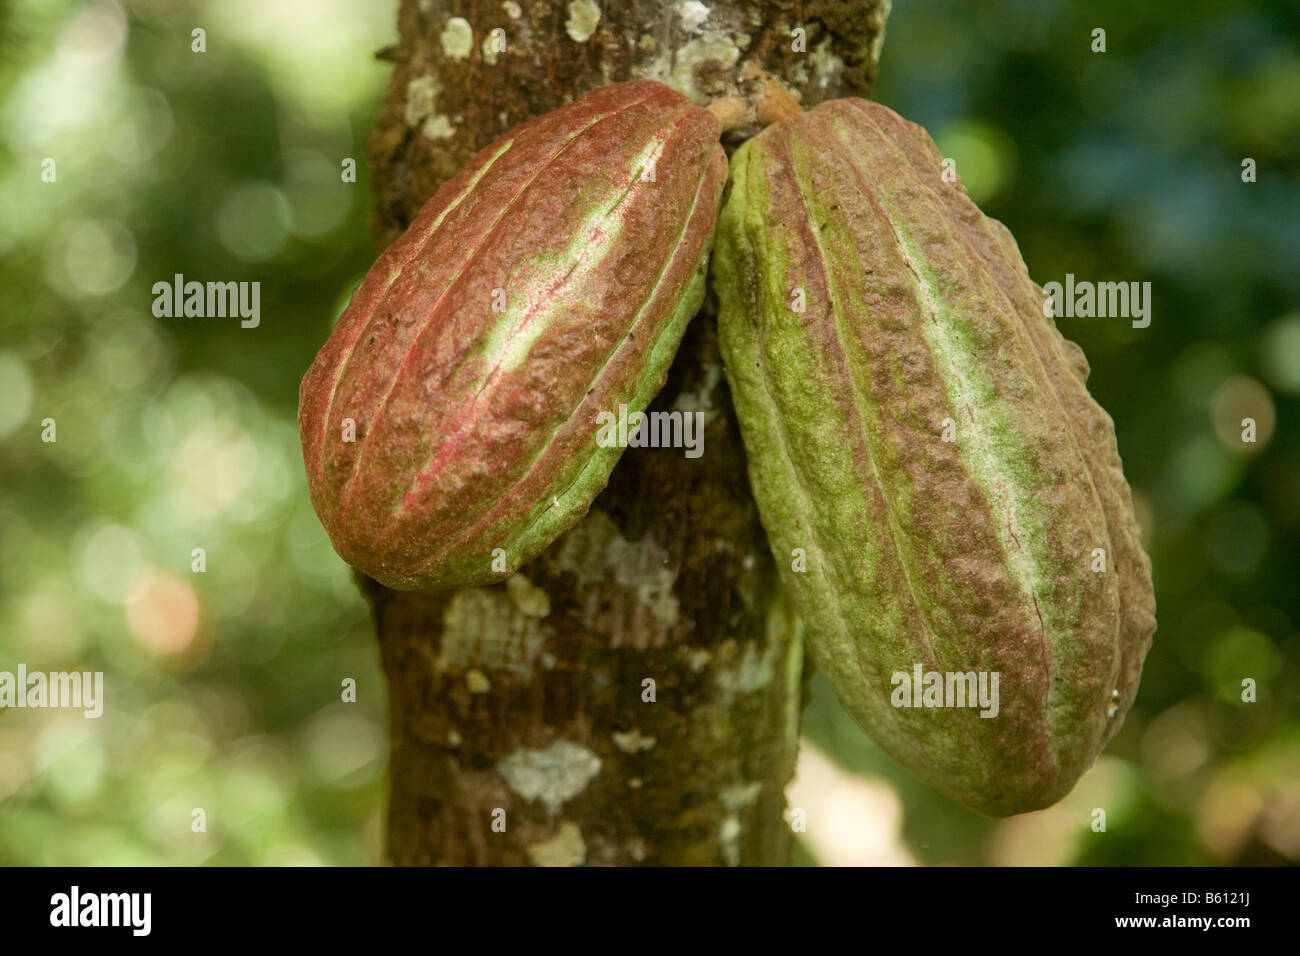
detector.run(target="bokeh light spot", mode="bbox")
[77,522,149,603]
[56,0,127,66]
[933,120,1016,206]
[1259,313,1300,395]
[61,219,138,296]
[0,352,34,439]
[124,567,200,655]
[303,708,384,787]
[1212,375,1275,453]
[1203,625,1280,703]
[108,86,174,164]
[216,182,291,262]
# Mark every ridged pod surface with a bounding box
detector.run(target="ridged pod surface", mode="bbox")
[300,80,726,591]
[712,99,1156,815]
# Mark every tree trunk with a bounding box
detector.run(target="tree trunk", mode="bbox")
[361,0,888,866]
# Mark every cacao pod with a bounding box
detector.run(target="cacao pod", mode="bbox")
[712,98,1156,816]
[300,80,726,591]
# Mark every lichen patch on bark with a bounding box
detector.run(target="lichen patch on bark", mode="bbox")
[506,573,551,618]
[403,75,456,140]
[612,728,658,753]
[672,360,722,424]
[678,1,711,31]
[438,584,550,677]
[715,638,778,696]
[440,17,473,59]
[808,35,843,90]
[497,740,603,813]
[404,75,440,127]
[554,510,680,639]
[668,37,742,103]
[565,0,601,42]
[528,822,587,866]
[608,535,679,631]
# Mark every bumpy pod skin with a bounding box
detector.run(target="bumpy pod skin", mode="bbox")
[712,99,1156,816]
[300,81,726,591]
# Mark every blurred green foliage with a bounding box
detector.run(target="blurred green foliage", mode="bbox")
[0,0,395,865]
[0,0,1296,865]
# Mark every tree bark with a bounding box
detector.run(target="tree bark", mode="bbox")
[361,0,888,866]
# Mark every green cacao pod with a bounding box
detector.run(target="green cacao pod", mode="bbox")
[299,80,726,591]
[712,98,1156,816]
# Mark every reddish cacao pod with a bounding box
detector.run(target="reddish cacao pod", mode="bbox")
[300,80,726,590]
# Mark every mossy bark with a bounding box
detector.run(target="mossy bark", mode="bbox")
[363,0,887,866]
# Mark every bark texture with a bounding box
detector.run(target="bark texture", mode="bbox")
[362,0,888,866]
